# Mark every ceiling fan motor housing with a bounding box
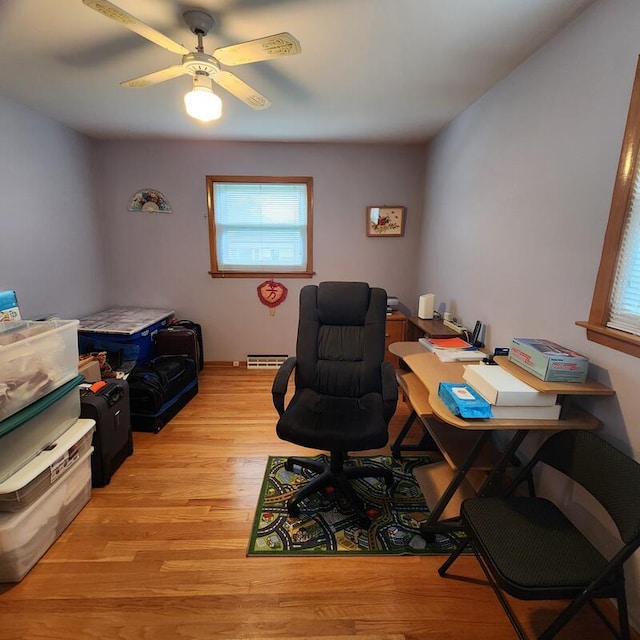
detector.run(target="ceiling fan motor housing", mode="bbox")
[182,52,220,78]
[183,10,216,36]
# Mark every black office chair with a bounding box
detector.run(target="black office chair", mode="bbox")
[271,281,398,527]
[438,429,640,640]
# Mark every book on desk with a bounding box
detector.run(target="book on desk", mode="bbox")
[418,336,484,362]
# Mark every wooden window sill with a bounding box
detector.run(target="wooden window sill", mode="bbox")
[209,271,315,279]
[576,321,640,358]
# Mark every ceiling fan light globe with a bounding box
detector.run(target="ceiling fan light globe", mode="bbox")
[184,86,222,122]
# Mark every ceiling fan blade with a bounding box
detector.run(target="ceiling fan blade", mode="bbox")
[214,72,271,110]
[121,65,186,88]
[213,33,301,66]
[83,0,189,56]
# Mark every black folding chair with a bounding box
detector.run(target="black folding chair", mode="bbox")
[438,429,640,639]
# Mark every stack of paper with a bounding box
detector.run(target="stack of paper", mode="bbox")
[434,349,484,362]
[418,336,483,361]
[462,364,560,419]
[419,336,473,351]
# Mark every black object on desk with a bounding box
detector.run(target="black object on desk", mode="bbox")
[471,321,482,347]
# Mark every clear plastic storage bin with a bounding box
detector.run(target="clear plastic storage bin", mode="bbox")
[0,446,93,583]
[0,419,95,511]
[0,377,82,483]
[0,319,79,422]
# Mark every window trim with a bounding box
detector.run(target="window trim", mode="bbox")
[206,175,314,279]
[577,56,640,358]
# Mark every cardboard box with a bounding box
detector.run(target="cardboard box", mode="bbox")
[463,364,557,406]
[508,338,589,383]
[78,357,101,383]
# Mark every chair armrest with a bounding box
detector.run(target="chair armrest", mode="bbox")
[271,356,297,416]
[381,361,399,423]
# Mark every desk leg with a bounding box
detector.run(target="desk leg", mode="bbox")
[477,430,529,497]
[419,430,493,537]
[391,410,437,457]
[391,410,418,457]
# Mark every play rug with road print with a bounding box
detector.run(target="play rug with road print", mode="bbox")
[247,454,465,555]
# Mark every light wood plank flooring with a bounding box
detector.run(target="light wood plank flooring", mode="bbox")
[0,366,633,640]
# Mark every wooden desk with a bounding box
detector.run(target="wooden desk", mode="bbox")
[406,317,459,341]
[389,342,614,535]
[384,311,407,369]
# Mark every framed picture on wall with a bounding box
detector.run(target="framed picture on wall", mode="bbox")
[366,206,405,237]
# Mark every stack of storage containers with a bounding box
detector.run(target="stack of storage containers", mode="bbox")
[0,319,95,582]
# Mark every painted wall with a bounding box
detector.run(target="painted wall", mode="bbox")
[93,140,425,361]
[416,0,640,627]
[0,96,107,319]
[2,0,638,626]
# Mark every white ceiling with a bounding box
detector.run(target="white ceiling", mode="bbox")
[0,0,596,143]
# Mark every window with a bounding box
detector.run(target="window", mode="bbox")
[578,57,640,358]
[206,175,314,278]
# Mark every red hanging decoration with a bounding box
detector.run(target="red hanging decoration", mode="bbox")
[257,279,288,315]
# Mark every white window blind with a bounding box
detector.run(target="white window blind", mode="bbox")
[213,182,308,272]
[608,167,640,336]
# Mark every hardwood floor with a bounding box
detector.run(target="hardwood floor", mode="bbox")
[0,366,632,639]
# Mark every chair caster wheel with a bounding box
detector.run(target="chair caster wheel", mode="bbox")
[284,459,295,472]
[287,504,300,518]
[421,532,436,543]
[358,515,371,528]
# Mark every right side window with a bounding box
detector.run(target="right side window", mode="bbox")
[579,57,640,358]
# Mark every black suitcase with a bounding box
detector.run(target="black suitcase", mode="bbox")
[172,320,204,370]
[80,379,133,487]
[155,326,201,371]
[128,355,198,433]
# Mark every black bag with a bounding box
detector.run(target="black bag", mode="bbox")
[128,355,198,433]
[155,326,201,372]
[80,379,133,487]
[172,320,204,370]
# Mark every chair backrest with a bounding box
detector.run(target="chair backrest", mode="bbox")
[535,429,640,544]
[294,282,388,398]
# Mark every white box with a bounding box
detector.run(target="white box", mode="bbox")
[463,364,558,406]
[0,419,94,511]
[489,404,561,420]
[0,377,82,483]
[0,319,79,422]
[0,446,92,582]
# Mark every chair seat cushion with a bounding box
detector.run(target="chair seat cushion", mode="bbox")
[462,496,613,600]
[276,388,389,451]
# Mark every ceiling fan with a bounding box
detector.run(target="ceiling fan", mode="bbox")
[82,0,302,121]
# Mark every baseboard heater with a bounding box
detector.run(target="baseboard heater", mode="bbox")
[246,354,288,369]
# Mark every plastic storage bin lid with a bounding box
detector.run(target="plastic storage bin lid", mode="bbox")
[0,419,95,510]
[78,307,174,335]
[0,446,93,533]
[0,375,84,440]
